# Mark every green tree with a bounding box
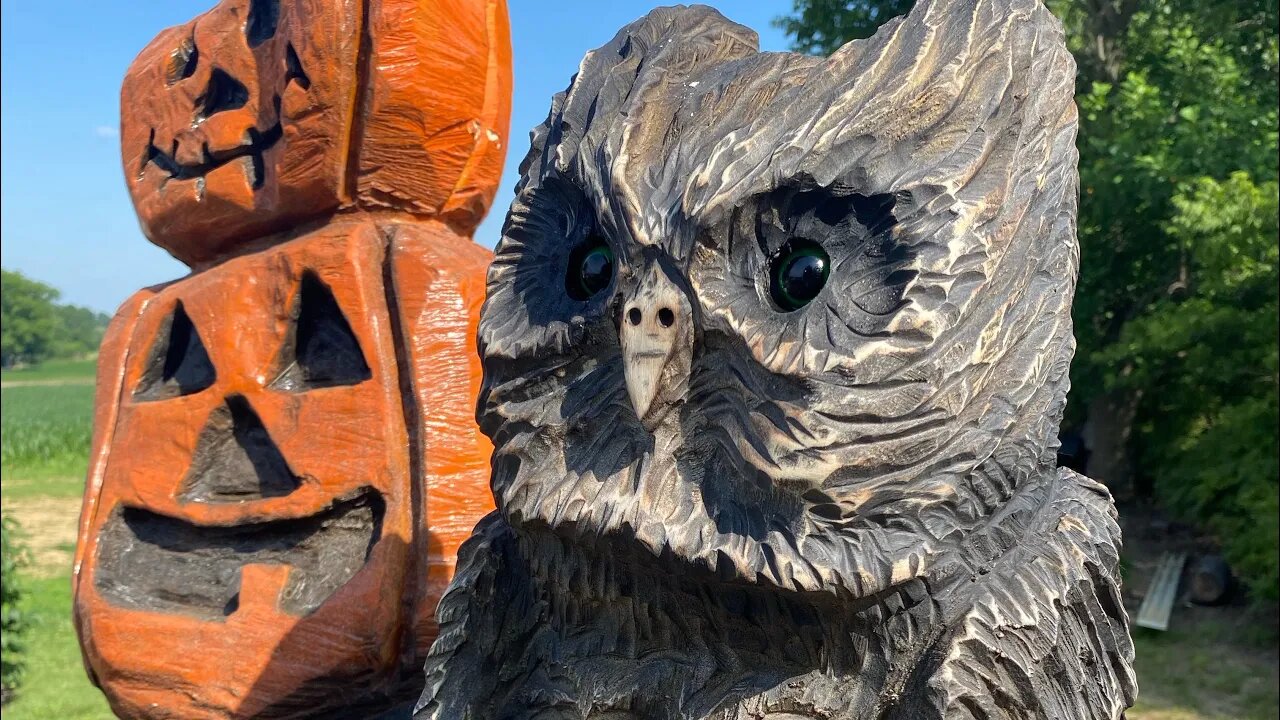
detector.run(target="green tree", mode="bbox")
[1,270,61,368]
[774,0,1280,598]
[774,0,914,49]
[52,304,110,358]
[1103,173,1279,597]
[1,515,28,704]
[1,269,109,367]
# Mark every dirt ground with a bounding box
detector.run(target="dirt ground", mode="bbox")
[5,495,81,578]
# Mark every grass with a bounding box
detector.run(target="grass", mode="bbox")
[1,384,96,499]
[1129,613,1279,720]
[1,573,111,719]
[1,359,97,384]
[2,360,107,716]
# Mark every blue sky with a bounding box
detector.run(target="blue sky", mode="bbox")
[0,1,790,314]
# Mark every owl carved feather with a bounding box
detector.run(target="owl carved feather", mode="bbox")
[415,0,1136,717]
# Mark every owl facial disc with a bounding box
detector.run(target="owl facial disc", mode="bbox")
[619,264,693,430]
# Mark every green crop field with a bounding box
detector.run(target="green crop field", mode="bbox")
[0,359,97,385]
[3,359,112,717]
[1,382,96,499]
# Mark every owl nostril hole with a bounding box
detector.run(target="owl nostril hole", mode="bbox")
[657,308,675,328]
[627,308,642,326]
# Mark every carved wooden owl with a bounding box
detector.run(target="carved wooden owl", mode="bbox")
[417,0,1136,718]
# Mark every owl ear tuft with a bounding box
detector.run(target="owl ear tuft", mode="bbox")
[689,0,1078,261]
[516,6,758,196]
[810,0,1078,192]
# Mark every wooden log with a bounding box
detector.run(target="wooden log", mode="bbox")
[1187,554,1232,606]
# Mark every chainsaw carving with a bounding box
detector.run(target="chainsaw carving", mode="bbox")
[72,0,511,717]
[416,1,1137,718]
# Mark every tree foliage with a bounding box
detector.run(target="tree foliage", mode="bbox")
[775,0,1279,598]
[1,515,28,703]
[773,0,915,50]
[1,269,110,368]
[1,270,60,368]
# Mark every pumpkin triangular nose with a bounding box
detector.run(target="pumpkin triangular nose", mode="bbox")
[178,395,300,503]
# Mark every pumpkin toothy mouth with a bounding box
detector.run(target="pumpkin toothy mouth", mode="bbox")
[143,122,283,189]
[93,488,384,620]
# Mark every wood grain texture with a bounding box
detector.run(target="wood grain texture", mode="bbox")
[361,0,513,229]
[386,221,496,661]
[417,1,1136,718]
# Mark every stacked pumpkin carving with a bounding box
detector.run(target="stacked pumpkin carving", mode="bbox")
[71,0,511,717]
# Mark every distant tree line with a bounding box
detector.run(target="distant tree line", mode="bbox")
[1,269,111,368]
[776,0,1279,599]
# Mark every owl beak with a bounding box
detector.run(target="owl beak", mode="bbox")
[619,266,692,429]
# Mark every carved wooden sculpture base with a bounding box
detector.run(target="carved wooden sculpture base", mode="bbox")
[416,1,1137,718]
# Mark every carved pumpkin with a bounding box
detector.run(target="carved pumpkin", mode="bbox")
[121,0,511,266]
[76,222,492,717]
[74,0,511,716]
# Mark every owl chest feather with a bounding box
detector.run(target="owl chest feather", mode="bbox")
[479,525,928,720]
[418,473,1133,720]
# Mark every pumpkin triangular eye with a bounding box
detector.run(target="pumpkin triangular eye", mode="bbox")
[271,271,371,391]
[246,0,279,48]
[178,395,300,503]
[284,43,311,90]
[135,301,216,401]
[196,68,248,121]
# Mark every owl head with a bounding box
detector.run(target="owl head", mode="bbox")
[479,0,1079,597]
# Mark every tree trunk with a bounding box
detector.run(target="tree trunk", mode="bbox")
[1082,389,1141,500]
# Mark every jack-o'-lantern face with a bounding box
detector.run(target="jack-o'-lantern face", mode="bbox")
[74,225,478,718]
[75,222,495,717]
[121,0,512,268]
[121,0,360,265]
[80,0,511,715]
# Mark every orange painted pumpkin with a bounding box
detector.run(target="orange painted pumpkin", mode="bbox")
[73,0,510,716]
[120,0,511,267]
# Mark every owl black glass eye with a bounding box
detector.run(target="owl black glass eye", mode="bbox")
[770,239,830,312]
[565,236,615,301]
